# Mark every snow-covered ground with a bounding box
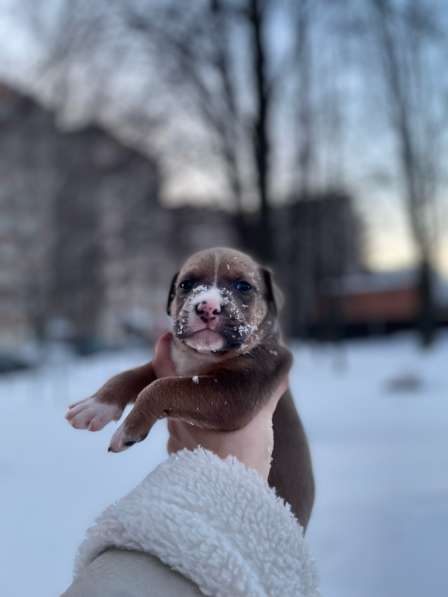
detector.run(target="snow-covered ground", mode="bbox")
[0,334,447,597]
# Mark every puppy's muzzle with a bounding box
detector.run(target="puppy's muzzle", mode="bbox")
[194,299,222,324]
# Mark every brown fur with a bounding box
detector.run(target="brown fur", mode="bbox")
[67,248,315,529]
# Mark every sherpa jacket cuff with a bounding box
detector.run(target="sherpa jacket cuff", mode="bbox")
[75,448,320,597]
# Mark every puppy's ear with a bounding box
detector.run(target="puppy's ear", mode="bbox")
[261,267,284,315]
[166,272,179,316]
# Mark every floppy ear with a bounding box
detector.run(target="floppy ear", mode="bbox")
[261,267,284,315]
[166,272,179,316]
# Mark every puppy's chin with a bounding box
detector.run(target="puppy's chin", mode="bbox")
[184,330,225,354]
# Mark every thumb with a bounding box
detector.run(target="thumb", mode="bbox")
[153,332,176,377]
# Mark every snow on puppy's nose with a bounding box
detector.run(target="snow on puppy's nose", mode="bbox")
[194,301,221,321]
[193,286,223,322]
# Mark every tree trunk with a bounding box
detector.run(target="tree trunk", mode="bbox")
[417,257,436,348]
[248,0,274,264]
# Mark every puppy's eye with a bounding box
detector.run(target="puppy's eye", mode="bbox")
[233,280,252,293]
[179,279,195,291]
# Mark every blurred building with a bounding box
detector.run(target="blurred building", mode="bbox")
[0,82,363,353]
[114,204,237,346]
[273,192,363,335]
[316,269,448,338]
[165,204,237,261]
[0,83,162,351]
[0,82,240,353]
[165,195,362,338]
[0,83,54,351]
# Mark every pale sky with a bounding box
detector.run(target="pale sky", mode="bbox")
[0,0,447,277]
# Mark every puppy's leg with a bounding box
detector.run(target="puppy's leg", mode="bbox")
[268,390,315,531]
[66,362,156,432]
[108,370,268,452]
[108,346,293,451]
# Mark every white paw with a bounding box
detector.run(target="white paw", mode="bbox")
[65,397,123,432]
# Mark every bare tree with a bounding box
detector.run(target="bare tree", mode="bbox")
[368,0,446,345]
[293,0,314,199]
[245,0,275,261]
[286,0,314,334]
[117,0,281,261]
[2,0,369,342]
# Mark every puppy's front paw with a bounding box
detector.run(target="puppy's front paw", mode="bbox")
[65,397,123,432]
[108,421,149,453]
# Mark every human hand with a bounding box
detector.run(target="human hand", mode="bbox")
[152,332,288,481]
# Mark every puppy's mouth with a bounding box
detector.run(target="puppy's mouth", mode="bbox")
[183,329,225,354]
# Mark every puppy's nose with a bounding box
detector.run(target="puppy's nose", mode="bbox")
[194,300,222,322]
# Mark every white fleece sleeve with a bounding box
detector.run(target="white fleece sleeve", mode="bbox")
[75,448,320,597]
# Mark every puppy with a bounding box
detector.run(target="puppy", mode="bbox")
[66,247,315,529]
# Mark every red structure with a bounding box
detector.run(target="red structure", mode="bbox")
[315,270,448,337]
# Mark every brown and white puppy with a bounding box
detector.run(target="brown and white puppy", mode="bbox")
[66,247,315,529]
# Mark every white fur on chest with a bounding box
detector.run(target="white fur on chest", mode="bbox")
[171,343,218,376]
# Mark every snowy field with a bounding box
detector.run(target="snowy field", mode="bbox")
[0,333,447,597]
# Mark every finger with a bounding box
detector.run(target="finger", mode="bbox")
[153,332,176,378]
[154,332,172,360]
[275,376,289,400]
[167,434,184,455]
[167,419,197,448]
[167,419,211,451]
[256,376,289,419]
